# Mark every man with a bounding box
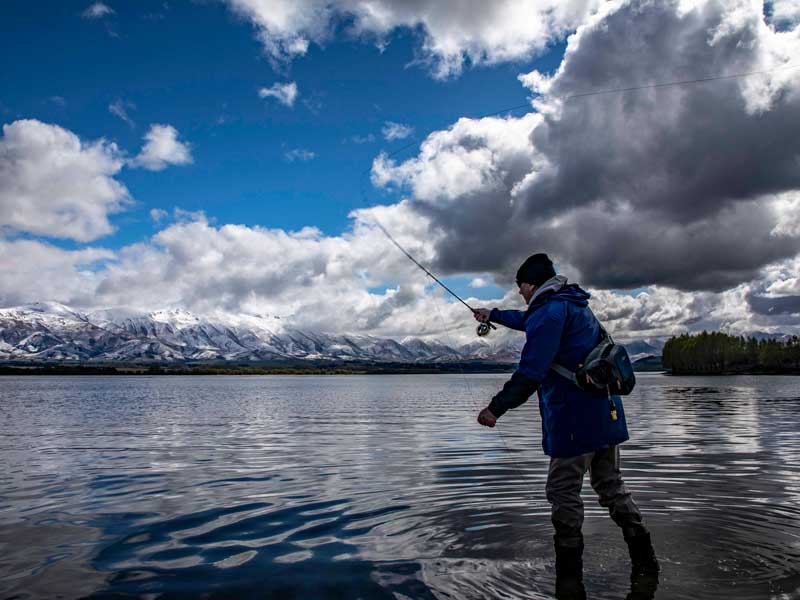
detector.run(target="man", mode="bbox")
[474,253,659,588]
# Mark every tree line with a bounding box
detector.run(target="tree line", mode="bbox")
[662,331,800,375]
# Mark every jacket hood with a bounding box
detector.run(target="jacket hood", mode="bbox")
[528,275,591,312]
[553,283,591,307]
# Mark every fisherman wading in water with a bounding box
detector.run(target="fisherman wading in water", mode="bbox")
[474,253,659,597]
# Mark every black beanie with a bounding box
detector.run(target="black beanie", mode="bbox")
[515,253,556,287]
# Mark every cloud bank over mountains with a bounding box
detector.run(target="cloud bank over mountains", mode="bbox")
[2,0,800,343]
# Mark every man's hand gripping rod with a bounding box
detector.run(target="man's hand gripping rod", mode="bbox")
[374,221,497,337]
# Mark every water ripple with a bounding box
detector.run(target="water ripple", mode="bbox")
[1,373,800,599]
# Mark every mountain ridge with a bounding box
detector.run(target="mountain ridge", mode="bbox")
[0,302,521,364]
[0,301,729,368]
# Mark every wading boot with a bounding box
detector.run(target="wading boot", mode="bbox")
[554,542,586,600]
[625,570,660,600]
[625,532,660,577]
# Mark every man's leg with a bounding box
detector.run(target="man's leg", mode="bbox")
[589,446,646,537]
[589,446,659,575]
[547,453,593,547]
[547,453,592,599]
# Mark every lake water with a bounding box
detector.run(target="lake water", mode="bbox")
[1,373,800,599]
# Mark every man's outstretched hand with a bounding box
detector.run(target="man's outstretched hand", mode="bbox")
[473,308,491,323]
[477,406,498,428]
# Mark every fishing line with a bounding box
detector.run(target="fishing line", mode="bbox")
[366,61,798,170]
[362,59,800,300]
[357,60,798,500]
[360,60,799,332]
[563,62,800,100]
[373,221,497,335]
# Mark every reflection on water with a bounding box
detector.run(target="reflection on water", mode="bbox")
[1,373,800,599]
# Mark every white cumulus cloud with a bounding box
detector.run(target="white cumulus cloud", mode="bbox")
[82,2,114,19]
[350,133,375,144]
[149,208,168,224]
[382,121,414,141]
[0,238,114,308]
[130,124,193,172]
[284,148,316,162]
[770,0,800,27]
[224,0,601,78]
[108,99,135,127]
[0,119,130,242]
[258,82,298,107]
[2,201,799,341]
[470,277,489,288]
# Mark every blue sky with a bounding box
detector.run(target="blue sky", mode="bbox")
[1,1,561,255]
[2,1,798,340]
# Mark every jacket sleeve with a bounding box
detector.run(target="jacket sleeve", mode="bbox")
[489,308,527,331]
[488,370,539,417]
[488,301,567,418]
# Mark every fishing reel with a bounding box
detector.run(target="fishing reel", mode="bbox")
[476,321,497,337]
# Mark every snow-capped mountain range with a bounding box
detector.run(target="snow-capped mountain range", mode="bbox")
[0,302,670,365]
[0,302,527,364]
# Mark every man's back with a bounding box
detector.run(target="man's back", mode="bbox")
[491,282,630,457]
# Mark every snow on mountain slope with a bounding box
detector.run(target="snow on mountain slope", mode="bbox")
[0,303,490,363]
[0,302,673,364]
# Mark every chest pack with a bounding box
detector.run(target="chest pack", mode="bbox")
[549,326,636,396]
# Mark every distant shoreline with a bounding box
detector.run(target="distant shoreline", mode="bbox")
[0,362,518,376]
[6,364,795,377]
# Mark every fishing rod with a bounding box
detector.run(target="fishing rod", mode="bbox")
[373,221,497,337]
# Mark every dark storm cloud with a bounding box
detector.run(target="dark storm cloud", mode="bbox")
[385,0,800,292]
[530,201,800,291]
[525,1,800,223]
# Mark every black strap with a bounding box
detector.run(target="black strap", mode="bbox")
[549,362,578,385]
[550,322,611,386]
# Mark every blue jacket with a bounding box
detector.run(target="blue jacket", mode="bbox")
[488,283,629,458]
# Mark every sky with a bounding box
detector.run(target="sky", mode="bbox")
[1,0,799,344]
